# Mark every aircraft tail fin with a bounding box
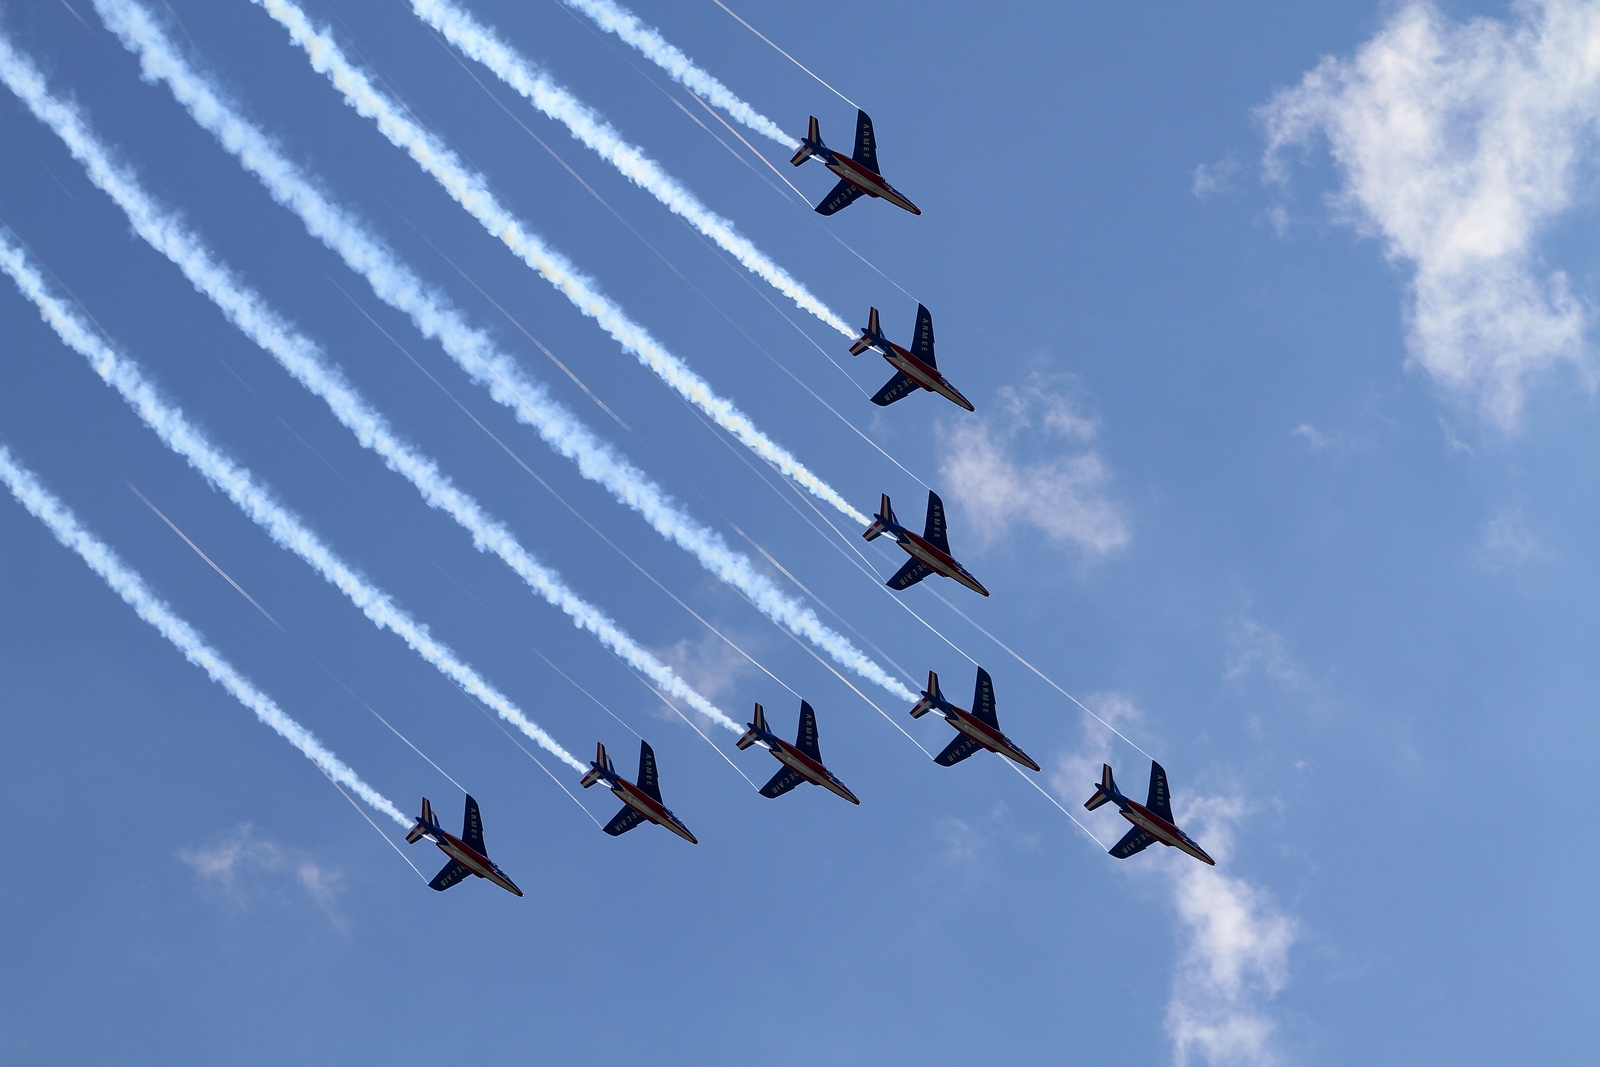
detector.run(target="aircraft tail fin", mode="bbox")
[736,703,766,750]
[863,493,894,541]
[1084,763,1117,810]
[406,796,434,842]
[580,741,612,788]
[911,670,941,718]
[849,307,881,356]
[790,117,820,165]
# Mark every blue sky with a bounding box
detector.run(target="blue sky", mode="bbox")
[2,1,1596,1063]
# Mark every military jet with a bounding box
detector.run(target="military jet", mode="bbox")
[850,305,974,412]
[580,740,698,844]
[737,700,860,804]
[1084,762,1216,866]
[863,491,989,596]
[790,110,921,216]
[911,667,1040,771]
[405,794,524,896]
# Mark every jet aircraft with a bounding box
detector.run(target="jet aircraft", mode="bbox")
[910,667,1040,771]
[863,491,990,596]
[405,794,524,895]
[1084,762,1216,866]
[790,110,921,216]
[580,740,698,844]
[851,305,975,411]
[737,700,860,804]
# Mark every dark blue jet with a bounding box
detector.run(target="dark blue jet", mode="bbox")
[850,305,974,412]
[790,110,921,216]
[864,491,990,596]
[737,700,860,804]
[580,740,698,844]
[1085,762,1216,866]
[405,794,523,895]
[911,667,1040,771]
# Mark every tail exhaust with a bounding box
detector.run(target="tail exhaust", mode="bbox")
[863,493,894,541]
[580,741,612,788]
[849,307,882,356]
[910,670,941,718]
[789,117,821,166]
[737,703,767,750]
[1084,764,1116,811]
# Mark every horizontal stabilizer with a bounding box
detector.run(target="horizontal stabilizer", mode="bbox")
[887,556,934,591]
[815,177,866,216]
[429,859,474,891]
[1085,764,1116,810]
[871,370,920,407]
[759,766,806,799]
[1109,826,1157,859]
[603,805,646,837]
[934,733,984,767]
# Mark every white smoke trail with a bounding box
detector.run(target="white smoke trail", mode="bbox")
[251,0,869,526]
[0,32,738,741]
[90,0,915,706]
[411,0,851,337]
[558,0,796,148]
[0,228,585,771]
[0,442,411,828]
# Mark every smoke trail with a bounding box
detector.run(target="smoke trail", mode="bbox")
[89,0,916,706]
[0,33,739,741]
[558,0,796,148]
[0,228,585,771]
[0,442,411,828]
[409,0,852,337]
[250,0,869,526]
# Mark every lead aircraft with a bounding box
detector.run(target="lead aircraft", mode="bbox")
[851,305,975,411]
[580,740,698,844]
[405,794,524,896]
[911,667,1040,771]
[864,491,990,596]
[790,110,921,216]
[1084,762,1216,866]
[737,700,860,804]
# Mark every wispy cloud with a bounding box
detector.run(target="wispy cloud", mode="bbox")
[1261,0,1600,430]
[1225,618,1307,689]
[181,824,346,928]
[1194,153,1242,199]
[1055,694,1296,1066]
[1478,505,1550,569]
[939,375,1129,556]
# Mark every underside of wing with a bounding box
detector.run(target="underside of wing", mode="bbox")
[934,733,984,767]
[923,492,950,554]
[971,668,999,728]
[852,109,880,173]
[603,805,647,837]
[461,794,486,855]
[870,370,920,407]
[636,741,662,802]
[428,859,473,891]
[1109,826,1157,859]
[796,701,822,762]
[1146,762,1174,823]
[759,766,806,799]
[815,177,866,216]
[886,556,934,590]
[910,304,936,366]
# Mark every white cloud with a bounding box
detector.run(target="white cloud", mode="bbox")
[654,631,759,716]
[1194,153,1242,198]
[180,824,345,926]
[1052,695,1296,1067]
[938,375,1130,556]
[1291,423,1333,450]
[1479,505,1551,568]
[1261,0,1600,429]
[1225,618,1307,689]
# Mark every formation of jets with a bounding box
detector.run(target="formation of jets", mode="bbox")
[405,108,1214,896]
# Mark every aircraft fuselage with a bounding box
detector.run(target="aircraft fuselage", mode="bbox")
[608,778,699,844]
[942,707,1040,771]
[1113,797,1214,866]
[869,338,974,412]
[895,527,990,597]
[426,827,523,896]
[817,148,921,215]
[760,733,861,804]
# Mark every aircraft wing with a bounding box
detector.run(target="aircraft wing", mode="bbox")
[759,766,806,799]
[815,178,866,216]
[910,304,936,367]
[923,492,951,554]
[461,794,486,855]
[934,733,985,766]
[429,859,474,891]
[636,740,663,802]
[603,805,647,837]
[971,668,999,728]
[887,556,934,590]
[1110,826,1158,859]
[851,109,879,173]
[1147,762,1173,823]
[870,370,921,407]
[796,700,822,762]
